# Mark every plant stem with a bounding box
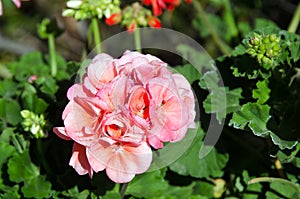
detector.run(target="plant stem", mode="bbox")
[48,34,57,77]
[91,18,102,53]
[193,0,232,56]
[223,0,238,39]
[274,158,285,178]
[248,177,300,193]
[134,28,142,52]
[287,3,300,33]
[120,183,129,199]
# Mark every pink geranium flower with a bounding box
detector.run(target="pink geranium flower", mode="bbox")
[54,51,195,183]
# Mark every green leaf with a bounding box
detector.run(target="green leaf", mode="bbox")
[155,183,195,199]
[126,169,169,198]
[7,150,39,183]
[173,64,201,84]
[127,169,195,198]
[0,141,16,166]
[193,181,214,198]
[199,71,220,90]
[249,177,300,199]
[229,102,271,137]
[269,132,298,150]
[254,18,279,30]
[22,94,48,114]
[0,79,18,99]
[102,184,121,199]
[232,44,247,57]
[169,126,228,178]
[176,44,213,74]
[21,175,52,199]
[0,185,20,199]
[252,80,270,104]
[0,98,22,126]
[0,128,15,143]
[37,77,58,99]
[8,52,50,81]
[62,186,90,199]
[203,87,243,123]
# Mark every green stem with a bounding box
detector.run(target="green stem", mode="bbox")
[120,183,129,199]
[223,0,238,38]
[134,28,142,52]
[48,34,57,77]
[288,3,300,33]
[248,177,300,193]
[193,0,232,56]
[91,18,102,53]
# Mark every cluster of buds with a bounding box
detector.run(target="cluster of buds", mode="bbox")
[62,0,121,20]
[247,33,281,67]
[106,2,161,33]
[143,0,192,16]
[21,110,47,139]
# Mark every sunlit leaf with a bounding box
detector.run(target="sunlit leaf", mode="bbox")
[229,102,271,137]
[252,80,270,104]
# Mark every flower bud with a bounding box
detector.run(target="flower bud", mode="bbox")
[266,49,273,58]
[269,34,279,42]
[262,56,272,65]
[147,16,161,28]
[127,20,137,33]
[21,110,47,139]
[250,37,260,46]
[247,48,256,56]
[105,13,122,26]
[263,37,270,44]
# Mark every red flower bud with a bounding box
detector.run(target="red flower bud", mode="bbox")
[127,20,137,33]
[105,13,122,26]
[147,16,161,28]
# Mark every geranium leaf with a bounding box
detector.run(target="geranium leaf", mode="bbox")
[126,169,169,198]
[21,176,52,199]
[203,87,243,123]
[0,98,22,126]
[62,186,90,199]
[7,150,39,183]
[127,168,195,198]
[269,132,298,150]
[173,64,201,84]
[199,71,220,90]
[0,141,16,166]
[252,80,270,104]
[229,102,271,137]
[169,126,228,178]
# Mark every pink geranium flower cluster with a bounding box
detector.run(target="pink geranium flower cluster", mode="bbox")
[53,51,196,183]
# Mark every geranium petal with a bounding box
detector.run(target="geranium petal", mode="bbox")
[53,127,71,140]
[69,142,93,177]
[87,53,117,88]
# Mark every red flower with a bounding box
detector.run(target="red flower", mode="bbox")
[105,13,122,26]
[186,0,192,3]
[147,16,161,28]
[127,20,136,33]
[142,0,181,16]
